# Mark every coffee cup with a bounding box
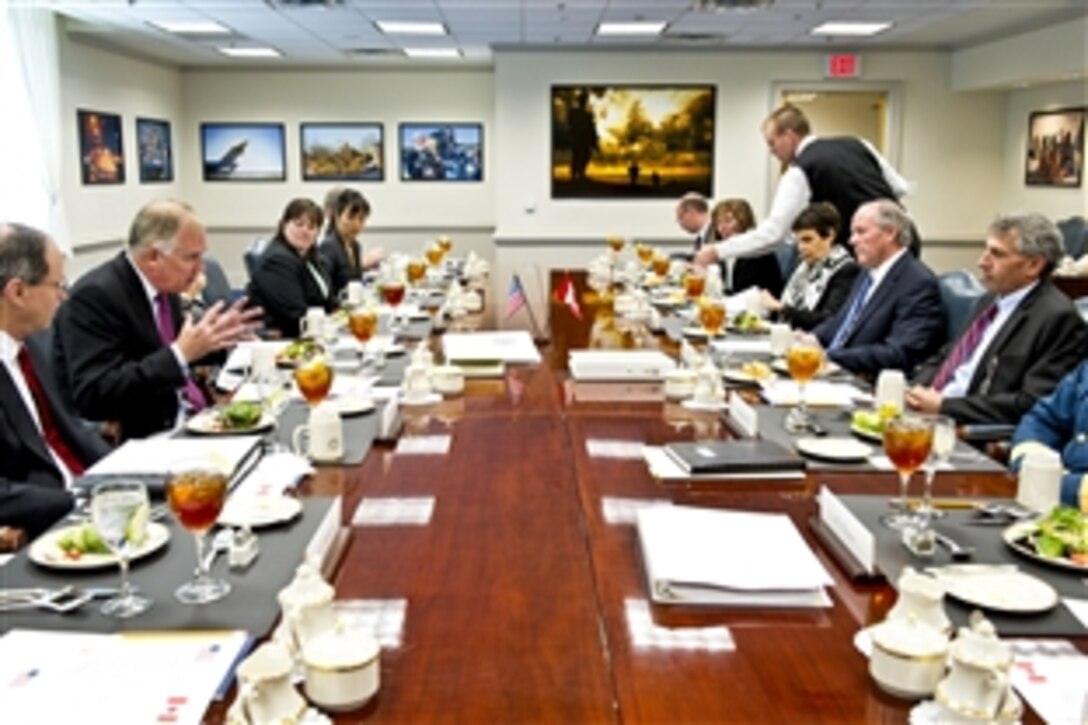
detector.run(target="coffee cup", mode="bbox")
[663,369,697,400]
[292,401,343,463]
[875,370,906,413]
[769,323,792,357]
[1016,447,1062,514]
[869,618,948,699]
[403,363,432,402]
[339,280,364,306]
[299,307,326,339]
[232,642,307,724]
[431,364,465,395]
[302,625,380,712]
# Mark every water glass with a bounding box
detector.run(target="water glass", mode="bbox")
[91,480,153,618]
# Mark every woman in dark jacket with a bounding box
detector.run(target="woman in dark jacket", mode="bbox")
[318,188,383,299]
[710,199,785,297]
[760,202,860,331]
[248,198,333,338]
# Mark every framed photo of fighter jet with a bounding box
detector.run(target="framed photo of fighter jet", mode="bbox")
[301,123,384,181]
[78,109,125,185]
[136,118,173,183]
[200,122,286,181]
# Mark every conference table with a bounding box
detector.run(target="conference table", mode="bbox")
[258,320,1080,724]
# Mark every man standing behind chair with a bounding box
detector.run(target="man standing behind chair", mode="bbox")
[906,213,1086,425]
[56,199,260,441]
[1,223,110,538]
[810,200,943,379]
[675,192,712,258]
[695,103,914,267]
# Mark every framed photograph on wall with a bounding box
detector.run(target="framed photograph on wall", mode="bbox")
[398,123,483,182]
[550,85,716,199]
[1025,107,1084,187]
[136,117,173,183]
[301,123,384,181]
[77,109,125,185]
[200,122,286,181]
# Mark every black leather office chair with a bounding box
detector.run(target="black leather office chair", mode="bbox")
[243,237,268,280]
[201,254,236,307]
[1057,215,1087,259]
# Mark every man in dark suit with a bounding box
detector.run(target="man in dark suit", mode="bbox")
[56,199,260,441]
[674,192,711,259]
[907,213,1086,424]
[0,223,111,538]
[810,200,944,379]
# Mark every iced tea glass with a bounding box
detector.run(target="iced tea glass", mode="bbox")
[166,462,230,604]
[785,343,823,432]
[697,296,726,337]
[348,306,378,344]
[407,259,427,286]
[683,270,707,301]
[882,413,935,529]
[651,254,671,279]
[424,245,444,268]
[636,243,654,267]
[437,235,453,254]
[606,235,625,253]
[293,355,334,406]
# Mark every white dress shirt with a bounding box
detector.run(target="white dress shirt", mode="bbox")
[711,135,912,262]
[0,331,76,487]
[942,282,1037,398]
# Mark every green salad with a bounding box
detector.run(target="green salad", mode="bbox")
[219,400,263,430]
[1030,505,1088,565]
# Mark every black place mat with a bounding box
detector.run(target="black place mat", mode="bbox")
[754,406,1004,473]
[274,400,377,466]
[838,495,1086,637]
[0,498,337,636]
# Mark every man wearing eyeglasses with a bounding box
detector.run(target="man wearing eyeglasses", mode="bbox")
[55,199,261,441]
[0,223,110,538]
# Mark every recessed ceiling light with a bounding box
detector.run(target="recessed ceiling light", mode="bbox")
[150,20,231,35]
[403,47,461,59]
[596,21,668,36]
[217,46,282,58]
[376,21,447,36]
[811,21,891,36]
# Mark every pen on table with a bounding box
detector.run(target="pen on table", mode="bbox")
[903,498,980,511]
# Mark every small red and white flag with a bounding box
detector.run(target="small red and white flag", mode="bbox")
[555,272,583,320]
[504,275,527,320]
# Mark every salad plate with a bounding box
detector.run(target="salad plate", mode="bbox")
[29,523,170,570]
[795,437,873,462]
[1002,509,1088,573]
[931,567,1059,613]
[850,422,884,443]
[186,407,275,435]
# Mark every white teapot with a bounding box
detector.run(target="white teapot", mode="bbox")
[276,560,336,657]
[886,567,951,635]
[935,614,1022,722]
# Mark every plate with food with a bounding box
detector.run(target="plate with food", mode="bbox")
[218,495,302,529]
[681,326,725,340]
[186,402,275,435]
[1002,506,1087,572]
[849,405,899,442]
[275,339,325,368]
[728,311,769,335]
[770,358,842,378]
[29,522,170,570]
[795,437,873,462]
[722,360,774,384]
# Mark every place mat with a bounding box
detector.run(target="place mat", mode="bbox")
[835,495,1086,637]
[753,406,1004,474]
[0,498,337,636]
[275,400,378,466]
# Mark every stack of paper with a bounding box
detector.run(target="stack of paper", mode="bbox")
[442,331,541,364]
[85,436,263,479]
[637,505,833,607]
[568,350,676,380]
[759,380,870,407]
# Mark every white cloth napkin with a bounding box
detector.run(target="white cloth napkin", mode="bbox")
[232,452,314,497]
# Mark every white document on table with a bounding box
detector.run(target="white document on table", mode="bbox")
[710,338,773,356]
[86,436,263,477]
[759,380,868,407]
[442,331,541,364]
[0,629,251,725]
[637,504,832,607]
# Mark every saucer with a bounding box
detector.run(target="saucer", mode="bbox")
[796,437,873,462]
[400,392,442,407]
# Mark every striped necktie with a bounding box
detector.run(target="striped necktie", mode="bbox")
[155,294,208,412]
[829,273,873,350]
[930,303,999,390]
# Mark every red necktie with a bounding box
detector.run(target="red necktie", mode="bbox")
[16,347,86,476]
[930,303,999,390]
[154,293,207,411]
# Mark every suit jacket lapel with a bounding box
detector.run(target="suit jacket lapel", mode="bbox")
[0,364,59,474]
[967,287,1037,391]
[112,253,165,345]
[846,256,905,344]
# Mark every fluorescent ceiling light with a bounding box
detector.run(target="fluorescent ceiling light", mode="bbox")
[810,21,891,36]
[217,46,282,58]
[403,47,461,58]
[376,21,447,35]
[150,20,231,35]
[596,21,667,36]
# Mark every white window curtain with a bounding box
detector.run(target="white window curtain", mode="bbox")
[0,2,70,253]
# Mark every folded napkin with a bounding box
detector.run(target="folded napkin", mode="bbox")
[759,380,869,407]
[232,452,314,497]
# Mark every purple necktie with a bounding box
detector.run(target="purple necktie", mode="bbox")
[155,293,207,412]
[930,303,999,391]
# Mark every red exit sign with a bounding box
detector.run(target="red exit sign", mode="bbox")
[826,54,862,78]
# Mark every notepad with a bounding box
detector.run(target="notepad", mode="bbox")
[637,505,832,608]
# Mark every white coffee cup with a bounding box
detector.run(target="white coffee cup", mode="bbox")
[1016,447,1062,514]
[875,370,906,412]
[250,342,278,379]
[869,618,948,699]
[403,363,432,402]
[340,280,364,306]
[769,323,792,357]
[664,369,697,400]
[292,401,343,463]
[431,364,465,395]
[299,307,326,339]
[232,642,306,725]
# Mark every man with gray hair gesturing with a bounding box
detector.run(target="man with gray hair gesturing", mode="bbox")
[907,212,1086,425]
[56,199,261,441]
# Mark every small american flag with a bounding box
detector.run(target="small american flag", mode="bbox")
[504,275,527,320]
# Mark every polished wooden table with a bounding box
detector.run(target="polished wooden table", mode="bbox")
[269,337,1084,724]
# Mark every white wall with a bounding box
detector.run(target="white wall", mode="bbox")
[951,16,1088,91]
[1002,81,1088,222]
[59,33,183,264]
[493,50,1006,243]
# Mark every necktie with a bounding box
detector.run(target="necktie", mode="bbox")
[155,293,207,412]
[16,347,86,476]
[930,303,999,391]
[829,273,873,350]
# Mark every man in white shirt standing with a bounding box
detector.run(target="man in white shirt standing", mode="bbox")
[907,212,1086,424]
[695,104,914,267]
[0,222,110,538]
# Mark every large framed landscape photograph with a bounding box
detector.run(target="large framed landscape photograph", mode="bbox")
[301,123,384,181]
[77,109,125,185]
[136,117,173,183]
[551,85,715,199]
[200,122,286,181]
[1025,107,1084,187]
[399,123,483,182]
